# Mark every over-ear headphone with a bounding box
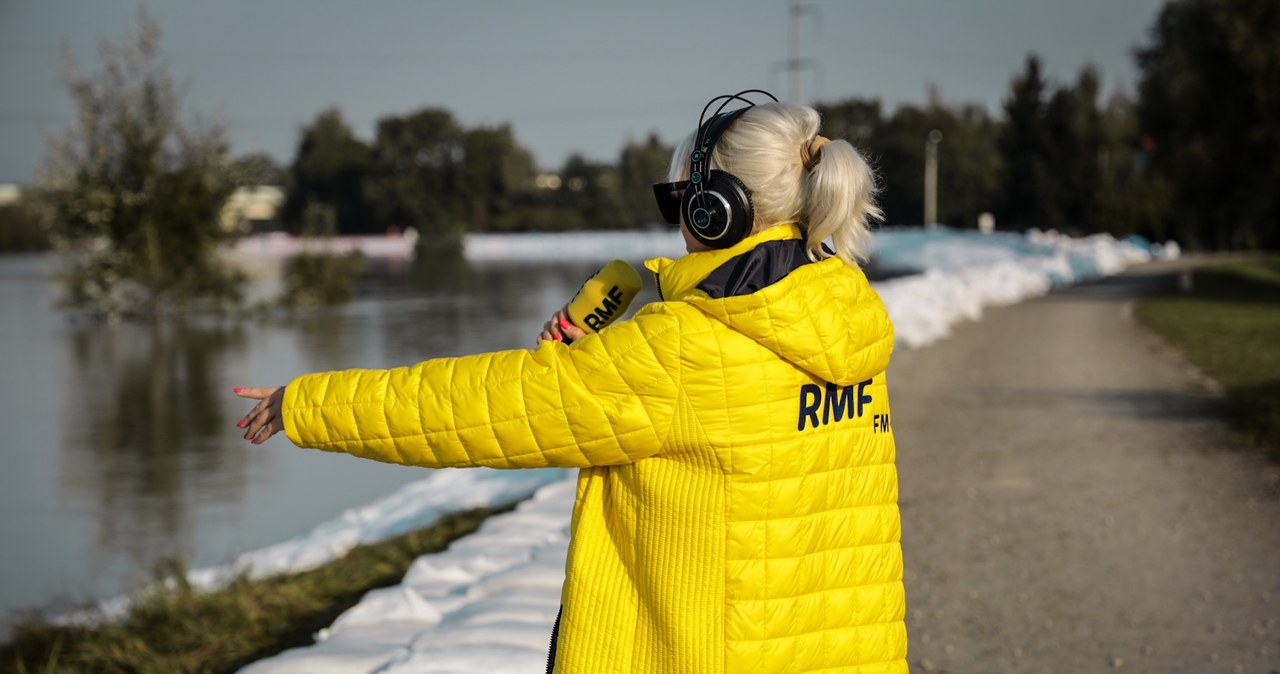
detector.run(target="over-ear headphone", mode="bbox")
[682,90,779,249]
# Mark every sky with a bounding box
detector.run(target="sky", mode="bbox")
[0,0,1166,184]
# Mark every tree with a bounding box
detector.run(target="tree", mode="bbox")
[0,194,50,252]
[611,134,673,229]
[455,124,537,232]
[230,151,286,187]
[363,108,466,246]
[998,55,1058,229]
[38,11,242,317]
[943,103,1004,229]
[1136,0,1280,249]
[996,57,1173,238]
[1092,92,1173,241]
[283,108,374,235]
[879,94,1002,228]
[819,94,1001,228]
[1044,66,1105,230]
[851,101,919,226]
[557,154,623,230]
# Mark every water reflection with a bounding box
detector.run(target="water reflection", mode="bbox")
[60,320,249,577]
[0,248,663,622]
[53,254,609,581]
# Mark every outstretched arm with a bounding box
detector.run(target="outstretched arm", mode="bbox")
[234,311,681,470]
[235,306,588,446]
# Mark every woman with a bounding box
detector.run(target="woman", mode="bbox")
[237,91,907,673]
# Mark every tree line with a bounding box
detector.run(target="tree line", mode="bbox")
[261,0,1277,251]
[275,107,671,252]
[4,0,1275,316]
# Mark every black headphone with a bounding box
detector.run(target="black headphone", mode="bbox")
[682,89,779,249]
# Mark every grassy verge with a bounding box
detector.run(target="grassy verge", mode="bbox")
[1134,254,1280,452]
[1,505,510,674]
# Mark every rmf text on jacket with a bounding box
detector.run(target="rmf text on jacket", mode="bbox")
[797,379,889,433]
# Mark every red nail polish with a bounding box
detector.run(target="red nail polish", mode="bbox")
[233,387,243,394]
[559,318,571,330]
[552,333,562,341]
[236,420,245,428]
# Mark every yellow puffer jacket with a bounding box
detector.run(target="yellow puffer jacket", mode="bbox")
[282,224,906,673]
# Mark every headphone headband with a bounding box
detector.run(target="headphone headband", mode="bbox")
[683,90,778,249]
[689,89,780,193]
[688,108,748,192]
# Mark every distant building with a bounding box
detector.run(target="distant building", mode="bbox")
[0,184,21,207]
[220,185,285,233]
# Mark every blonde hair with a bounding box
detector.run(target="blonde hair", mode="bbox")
[666,102,882,265]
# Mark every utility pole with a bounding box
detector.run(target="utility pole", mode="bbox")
[924,129,942,228]
[779,0,820,102]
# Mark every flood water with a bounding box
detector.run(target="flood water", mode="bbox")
[0,248,660,629]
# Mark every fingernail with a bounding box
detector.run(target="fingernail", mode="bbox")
[236,420,245,428]
[233,387,243,394]
[552,333,562,341]
[253,438,262,445]
[559,318,571,330]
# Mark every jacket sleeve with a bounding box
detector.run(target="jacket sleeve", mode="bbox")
[280,311,681,469]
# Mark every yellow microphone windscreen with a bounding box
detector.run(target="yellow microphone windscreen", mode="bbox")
[566,259,643,333]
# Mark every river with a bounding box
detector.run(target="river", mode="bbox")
[0,242,666,630]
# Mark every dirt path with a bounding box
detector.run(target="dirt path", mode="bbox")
[891,260,1280,674]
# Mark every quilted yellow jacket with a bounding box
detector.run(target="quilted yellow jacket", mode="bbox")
[282,224,907,673]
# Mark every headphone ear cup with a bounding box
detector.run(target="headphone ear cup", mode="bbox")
[681,170,754,249]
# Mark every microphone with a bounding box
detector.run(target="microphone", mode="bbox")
[564,259,643,338]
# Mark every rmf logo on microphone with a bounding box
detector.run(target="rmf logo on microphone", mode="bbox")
[581,286,627,330]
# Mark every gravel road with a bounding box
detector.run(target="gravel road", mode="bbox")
[891,259,1280,674]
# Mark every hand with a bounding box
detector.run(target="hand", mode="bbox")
[537,307,586,345]
[235,386,286,444]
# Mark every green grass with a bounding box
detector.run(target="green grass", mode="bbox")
[1135,254,1280,452]
[1,506,508,674]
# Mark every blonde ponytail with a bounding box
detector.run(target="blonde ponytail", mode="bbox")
[802,138,882,264]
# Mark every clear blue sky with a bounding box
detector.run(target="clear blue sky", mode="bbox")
[0,0,1165,183]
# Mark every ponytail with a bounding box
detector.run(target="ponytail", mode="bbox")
[802,138,883,264]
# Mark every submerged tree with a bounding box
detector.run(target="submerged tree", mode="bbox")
[38,11,243,317]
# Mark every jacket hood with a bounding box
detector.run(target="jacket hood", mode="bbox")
[646,225,894,386]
